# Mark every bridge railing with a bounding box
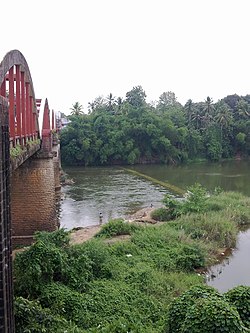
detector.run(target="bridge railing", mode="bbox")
[0,50,40,148]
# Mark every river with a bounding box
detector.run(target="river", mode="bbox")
[60,159,250,292]
[60,160,250,229]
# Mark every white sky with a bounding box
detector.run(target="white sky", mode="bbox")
[1,0,250,115]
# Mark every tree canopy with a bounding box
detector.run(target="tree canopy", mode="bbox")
[60,88,250,166]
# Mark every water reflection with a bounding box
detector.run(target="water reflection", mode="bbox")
[131,159,250,196]
[206,229,250,292]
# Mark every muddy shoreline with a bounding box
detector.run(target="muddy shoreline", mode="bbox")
[70,207,157,244]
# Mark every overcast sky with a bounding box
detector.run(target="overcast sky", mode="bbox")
[1,0,250,115]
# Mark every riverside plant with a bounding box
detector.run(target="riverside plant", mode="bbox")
[166,285,250,333]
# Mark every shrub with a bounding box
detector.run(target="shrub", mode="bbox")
[61,246,93,292]
[150,207,173,221]
[14,239,68,297]
[225,286,250,328]
[181,183,208,214]
[80,279,165,329]
[95,218,140,238]
[167,285,222,332]
[84,317,161,333]
[14,296,83,333]
[39,282,88,328]
[206,191,250,226]
[172,243,205,271]
[162,195,182,218]
[130,224,206,271]
[162,183,208,217]
[169,210,238,248]
[34,228,71,247]
[72,239,111,279]
[181,298,246,333]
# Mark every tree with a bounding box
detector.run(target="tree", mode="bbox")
[87,96,105,114]
[116,97,123,113]
[202,96,215,129]
[125,86,146,108]
[158,91,177,109]
[191,106,203,130]
[214,100,232,139]
[184,99,194,126]
[105,93,115,112]
[236,98,250,119]
[70,102,84,116]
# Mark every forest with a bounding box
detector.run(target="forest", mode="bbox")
[60,86,250,166]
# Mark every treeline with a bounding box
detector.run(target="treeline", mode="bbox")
[60,86,250,166]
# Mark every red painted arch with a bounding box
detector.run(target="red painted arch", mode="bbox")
[0,50,40,146]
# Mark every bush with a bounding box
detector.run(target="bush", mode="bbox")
[80,279,165,329]
[150,207,173,221]
[34,228,71,247]
[181,298,246,333]
[95,218,140,238]
[39,280,165,331]
[162,183,208,217]
[225,286,250,328]
[83,317,161,333]
[162,195,182,219]
[181,183,208,214]
[71,240,111,279]
[61,245,93,292]
[169,210,238,248]
[39,283,88,328]
[167,285,222,332]
[206,191,250,226]
[14,238,68,297]
[14,296,83,333]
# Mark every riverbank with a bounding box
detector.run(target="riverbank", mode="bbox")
[70,206,157,244]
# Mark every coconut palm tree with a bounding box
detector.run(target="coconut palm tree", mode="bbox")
[236,98,250,119]
[202,96,215,128]
[215,100,232,140]
[106,93,115,112]
[70,102,84,116]
[184,99,194,127]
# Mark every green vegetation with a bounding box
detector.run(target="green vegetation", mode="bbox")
[167,285,250,332]
[10,144,23,158]
[150,207,172,221]
[10,139,41,158]
[95,218,140,238]
[225,286,250,329]
[60,88,250,166]
[14,189,250,332]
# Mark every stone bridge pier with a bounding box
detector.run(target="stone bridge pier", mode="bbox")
[11,153,60,246]
[11,98,61,247]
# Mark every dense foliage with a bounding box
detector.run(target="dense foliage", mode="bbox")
[14,190,250,332]
[61,88,250,166]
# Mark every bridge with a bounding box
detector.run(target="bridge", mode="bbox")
[0,50,61,332]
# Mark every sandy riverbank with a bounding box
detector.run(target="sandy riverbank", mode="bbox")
[70,207,157,244]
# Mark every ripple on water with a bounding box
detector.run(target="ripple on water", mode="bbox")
[60,167,169,229]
